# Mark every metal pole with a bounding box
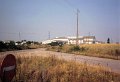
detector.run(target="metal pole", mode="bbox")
[48,31,50,40]
[19,32,21,41]
[76,9,79,45]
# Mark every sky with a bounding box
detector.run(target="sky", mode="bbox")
[0,0,119,42]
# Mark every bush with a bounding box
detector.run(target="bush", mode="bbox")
[48,42,64,46]
[70,46,80,51]
[0,41,17,51]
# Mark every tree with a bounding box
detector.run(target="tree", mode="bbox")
[8,41,16,49]
[48,42,64,46]
[107,38,110,44]
[0,41,7,49]
[26,41,33,45]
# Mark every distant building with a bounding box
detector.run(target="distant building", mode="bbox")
[15,40,27,45]
[42,40,56,44]
[42,36,97,45]
[95,41,105,44]
[68,36,84,44]
[53,37,68,44]
[68,36,96,44]
[83,36,96,44]
[15,42,21,45]
[3,40,11,44]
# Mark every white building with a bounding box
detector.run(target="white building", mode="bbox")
[42,39,56,44]
[68,36,83,44]
[53,37,68,43]
[83,36,96,44]
[42,36,96,44]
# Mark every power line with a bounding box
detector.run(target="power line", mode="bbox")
[0,32,41,41]
[89,32,91,36]
[62,0,80,45]
[63,0,77,13]
[0,32,40,35]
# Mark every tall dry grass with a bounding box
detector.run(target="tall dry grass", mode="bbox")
[12,55,120,82]
[47,44,120,60]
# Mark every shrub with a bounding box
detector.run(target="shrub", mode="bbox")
[70,46,80,51]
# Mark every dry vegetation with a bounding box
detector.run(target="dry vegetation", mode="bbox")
[12,55,120,82]
[47,44,120,60]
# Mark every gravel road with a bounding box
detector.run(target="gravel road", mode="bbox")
[0,48,120,74]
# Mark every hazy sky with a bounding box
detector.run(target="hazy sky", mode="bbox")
[0,0,119,42]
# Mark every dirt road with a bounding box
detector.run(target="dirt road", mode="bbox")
[0,48,120,74]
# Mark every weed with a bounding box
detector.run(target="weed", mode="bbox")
[12,56,120,82]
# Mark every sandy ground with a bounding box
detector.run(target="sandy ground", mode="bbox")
[0,48,120,74]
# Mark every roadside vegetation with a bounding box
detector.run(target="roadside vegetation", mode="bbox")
[13,55,120,82]
[0,40,41,52]
[1,40,120,60]
[46,43,120,60]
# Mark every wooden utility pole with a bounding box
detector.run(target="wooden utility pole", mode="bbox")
[76,9,79,45]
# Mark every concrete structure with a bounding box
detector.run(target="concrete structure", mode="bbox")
[42,36,96,45]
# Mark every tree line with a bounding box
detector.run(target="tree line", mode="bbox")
[0,40,41,52]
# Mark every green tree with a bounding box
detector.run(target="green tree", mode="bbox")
[8,41,16,49]
[107,38,110,44]
[0,41,7,49]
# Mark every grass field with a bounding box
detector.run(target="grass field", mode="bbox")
[47,44,120,60]
[13,55,120,82]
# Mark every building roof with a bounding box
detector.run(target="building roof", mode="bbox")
[67,36,83,39]
[69,38,83,40]
[83,36,95,39]
[55,37,67,39]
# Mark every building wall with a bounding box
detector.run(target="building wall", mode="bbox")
[83,36,96,44]
[42,40,56,44]
[42,36,96,45]
[68,39,84,44]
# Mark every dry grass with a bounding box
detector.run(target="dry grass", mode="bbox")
[12,55,120,82]
[47,44,120,60]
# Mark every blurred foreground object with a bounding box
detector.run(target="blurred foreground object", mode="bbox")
[0,54,16,82]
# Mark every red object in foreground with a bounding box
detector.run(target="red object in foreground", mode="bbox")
[0,54,16,82]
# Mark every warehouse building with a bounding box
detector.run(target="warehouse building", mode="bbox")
[42,36,96,44]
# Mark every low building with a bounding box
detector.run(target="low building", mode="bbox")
[15,40,27,45]
[83,36,96,44]
[42,36,97,45]
[95,41,105,44]
[68,36,84,44]
[42,40,56,44]
[53,37,68,44]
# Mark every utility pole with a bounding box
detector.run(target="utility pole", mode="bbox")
[76,9,79,45]
[48,31,50,40]
[19,32,21,41]
[89,32,91,36]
